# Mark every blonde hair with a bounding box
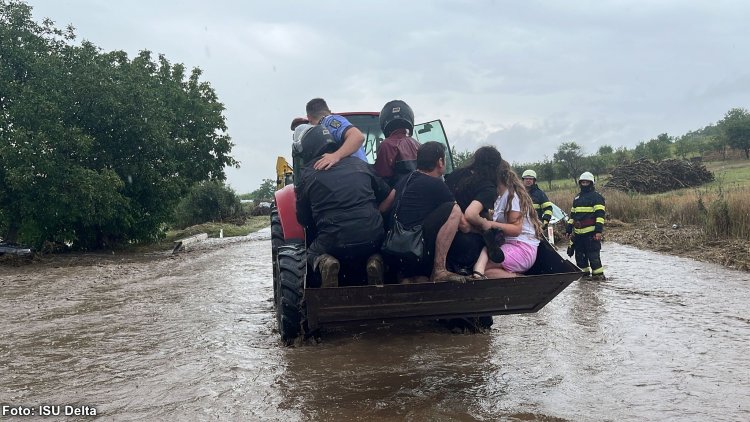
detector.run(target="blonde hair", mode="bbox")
[498,160,542,238]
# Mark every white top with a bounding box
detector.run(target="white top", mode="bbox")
[493,190,540,247]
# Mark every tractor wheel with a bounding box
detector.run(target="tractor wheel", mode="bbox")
[276,243,308,345]
[270,205,284,307]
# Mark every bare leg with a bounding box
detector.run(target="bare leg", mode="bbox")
[484,265,518,279]
[473,247,489,277]
[431,204,466,282]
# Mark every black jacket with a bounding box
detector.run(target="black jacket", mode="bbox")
[566,186,606,236]
[295,156,391,247]
[527,183,553,224]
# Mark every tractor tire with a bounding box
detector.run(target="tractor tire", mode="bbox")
[270,205,284,307]
[276,243,308,345]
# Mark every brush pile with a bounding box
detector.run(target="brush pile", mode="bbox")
[604,159,714,193]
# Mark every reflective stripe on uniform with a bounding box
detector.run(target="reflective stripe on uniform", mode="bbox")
[572,206,595,213]
[574,226,595,234]
[591,266,605,275]
[596,217,605,224]
[541,201,553,209]
[593,204,605,212]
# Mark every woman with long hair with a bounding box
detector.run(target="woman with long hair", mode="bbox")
[472,159,542,279]
[444,146,507,272]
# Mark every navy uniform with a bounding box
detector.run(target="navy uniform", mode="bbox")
[566,172,606,280]
[522,170,553,228]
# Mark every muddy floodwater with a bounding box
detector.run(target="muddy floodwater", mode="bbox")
[2,229,749,421]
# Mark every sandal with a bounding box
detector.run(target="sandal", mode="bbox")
[470,271,488,280]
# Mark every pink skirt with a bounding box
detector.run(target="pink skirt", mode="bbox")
[500,240,538,273]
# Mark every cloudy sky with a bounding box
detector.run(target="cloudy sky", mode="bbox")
[27,0,750,193]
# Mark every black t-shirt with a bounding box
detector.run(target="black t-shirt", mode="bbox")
[392,171,454,228]
[444,168,497,215]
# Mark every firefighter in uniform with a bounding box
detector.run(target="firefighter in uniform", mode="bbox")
[522,169,553,230]
[566,172,606,280]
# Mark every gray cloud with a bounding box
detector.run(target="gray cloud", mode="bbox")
[26,0,750,192]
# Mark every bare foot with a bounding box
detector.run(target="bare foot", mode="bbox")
[431,270,467,283]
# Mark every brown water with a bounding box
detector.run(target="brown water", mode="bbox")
[1,229,749,421]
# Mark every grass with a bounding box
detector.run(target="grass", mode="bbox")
[546,159,750,241]
[164,215,269,242]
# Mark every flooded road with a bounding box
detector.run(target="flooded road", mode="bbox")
[2,230,749,421]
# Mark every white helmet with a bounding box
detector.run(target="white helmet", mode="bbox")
[579,171,595,183]
[522,169,537,179]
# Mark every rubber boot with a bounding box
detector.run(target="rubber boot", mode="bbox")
[366,253,384,286]
[318,254,340,288]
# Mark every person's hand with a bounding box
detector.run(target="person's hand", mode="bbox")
[542,222,549,231]
[593,232,602,241]
[313,153,340,170]
[564,232,571,239]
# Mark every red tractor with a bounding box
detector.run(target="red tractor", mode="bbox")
[271,112,580,345]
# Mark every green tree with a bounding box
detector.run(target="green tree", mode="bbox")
[451,149,472,168]
[612,146,632,166]
[646,133,672,160]
[553,142,585,183]
[250,179,276,202]
[597,145,614,156]
[0,1,238,248]
[172,181,242,229]
[718,107,750,159]
[674,134,699,159]
[539,157,556,190]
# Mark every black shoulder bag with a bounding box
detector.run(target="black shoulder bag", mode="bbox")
[381,172,424,263]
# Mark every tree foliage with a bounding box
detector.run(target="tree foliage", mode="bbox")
[718,107,750,159]
[249,179,276,202]
[172,181,242,229]
[0,1,237,248]
[451,149,472,169]
[553,142,585,183]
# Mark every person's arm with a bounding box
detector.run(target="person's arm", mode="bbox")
[490,210,523,236]
[314,126,365,170]
[371,169,395,214]
[540,191,553,226]
[465,200,491,231]
[378,189,395,214]
[593,194,606,241]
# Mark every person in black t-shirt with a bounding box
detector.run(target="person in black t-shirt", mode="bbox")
[390,142,465,283]
[444,145,506,273]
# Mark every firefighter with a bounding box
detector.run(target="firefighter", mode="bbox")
[565,172,606,280]
[374,100,421,187]
[521,169,553,230]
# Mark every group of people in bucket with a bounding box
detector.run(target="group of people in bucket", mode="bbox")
[293,98,606,287]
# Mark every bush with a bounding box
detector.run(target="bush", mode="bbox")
[172,181,243,229]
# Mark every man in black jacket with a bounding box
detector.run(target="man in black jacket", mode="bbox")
[522,169,553,230]
[565,171,606,280]
[294,126,395,287]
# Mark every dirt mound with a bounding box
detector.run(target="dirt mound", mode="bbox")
[604,158,714,193]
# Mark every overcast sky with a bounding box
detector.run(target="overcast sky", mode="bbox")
[27,0,750,193]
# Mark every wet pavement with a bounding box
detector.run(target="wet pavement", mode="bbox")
[1,230,749,421]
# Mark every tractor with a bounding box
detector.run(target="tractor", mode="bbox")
[270,112,580,345]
